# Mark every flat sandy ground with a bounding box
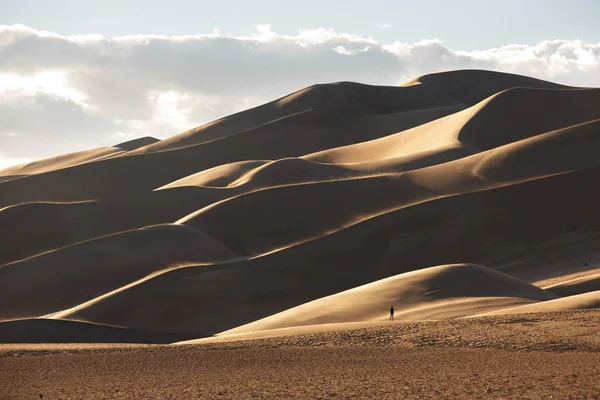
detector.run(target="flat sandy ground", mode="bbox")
[2,311,599,399]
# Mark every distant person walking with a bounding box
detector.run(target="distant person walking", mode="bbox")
[389,306,394,321]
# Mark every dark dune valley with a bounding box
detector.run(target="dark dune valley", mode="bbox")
[1,69,600,399]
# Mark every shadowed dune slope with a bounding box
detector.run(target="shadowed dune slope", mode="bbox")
[114,136,160,151]
[221,264,556,335]
[403,69,571,105]
[0,319,191,344]
[0,224,235,321]
[0,186,228,266]
[0,175,22,183]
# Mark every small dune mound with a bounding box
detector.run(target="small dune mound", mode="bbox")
[221,264,556,335]
[158,160,269,189]
[227,158,356,189]
[114,136,160,151]
[404,69,571,105]
[0,319,189,344]
[474,291,600,316]
[543,273,600,297]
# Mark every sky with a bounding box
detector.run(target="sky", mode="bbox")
[1,0,600,169]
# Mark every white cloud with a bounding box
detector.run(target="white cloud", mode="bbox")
[0,156,35,171]
[0,24,599,169]
[379,24,393,29]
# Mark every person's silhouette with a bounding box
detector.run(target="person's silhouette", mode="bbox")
[389,305,394,321]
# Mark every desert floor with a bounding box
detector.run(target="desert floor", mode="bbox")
[2,310,598,399]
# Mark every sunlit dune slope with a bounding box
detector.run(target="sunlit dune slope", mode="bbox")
[0,147,123,177]
[0,137,159,178]
[543,273,600,297]
[221,264,556,335]
[473,291,600,316]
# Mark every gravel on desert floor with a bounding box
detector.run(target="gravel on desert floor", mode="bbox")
[2,310,599,399]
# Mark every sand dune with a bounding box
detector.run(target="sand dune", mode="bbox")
[179,117,600,256]
[47,170,600,336]
[0,318,190,344]
[0,137,159,178]
[113,136,160,151]
[543,272,600,297]
[159,142,471,194]
[158,160,271,189]
[127,82,463,155]
[1,71,566,208]
[159,158,360,191]
[3,70,600,344]
[0,103,459,208]
[458,88,600,150]
[24,135,600,335]
[306,88,600,166]
[474,291,600,316]
[0,147,123,177]
[402,69,570,105]
[0,186,228,265]
[221,264,556,334]
[0,224,234,321]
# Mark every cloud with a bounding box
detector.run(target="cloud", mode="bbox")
[1,24,600,168]
[379,24,393,29]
